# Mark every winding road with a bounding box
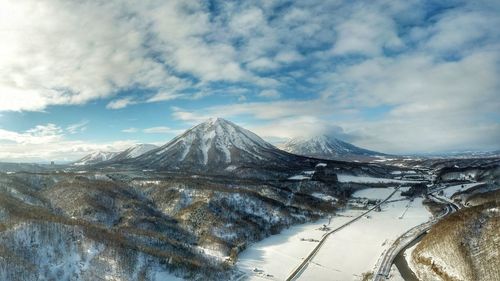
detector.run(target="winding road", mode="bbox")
[286,186,401,281]
[372,187,462,281]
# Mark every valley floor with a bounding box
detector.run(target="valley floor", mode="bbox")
[237,187,432,281]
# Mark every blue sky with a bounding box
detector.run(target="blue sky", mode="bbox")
[0,0,499,162]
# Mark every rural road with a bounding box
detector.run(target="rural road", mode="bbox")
[286,186,401,281]
[372,186,463,281]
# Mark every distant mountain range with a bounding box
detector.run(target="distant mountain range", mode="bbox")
[73,144,158,166]
[125,118,306,172]
[413,150,500,159]
[73,119,390,171]
[73,151,119,166]
[74,119,500,169]
[109,144,159,161]
[280,135,385,161]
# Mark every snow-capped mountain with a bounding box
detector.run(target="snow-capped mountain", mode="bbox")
[109,144,158,161]
[73,151,119,166]
[281,135,384,160]
[73,144,158,166]
[131,118,303,171]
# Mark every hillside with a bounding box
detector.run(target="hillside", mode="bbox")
[0,169,342,280]
[410,200,500,281]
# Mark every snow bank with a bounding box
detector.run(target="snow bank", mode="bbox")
[288,175,311,180]
[353,187,397,200]
[441,182,484,198]
[311,193,338,202]
[337,174,421,184]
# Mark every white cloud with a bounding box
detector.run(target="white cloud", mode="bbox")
[246,58,280,72]
[147,92,183,103]
[172,98,348,122]
[0,0,416,113]
[122,128,138,133]
[142,127,175,134]
[249,116,351,141]
[258,89,281,99]
[2,0,495,111]
[171,46,500,154]
[0,0,270,112]
[2,0,326,112]
[0,0,192,112]
[0,124,63,145]
[66,120,89,134]
[0,124,136,162]
[275,50,303,63]
[331,10,403,56]
[0,0,498,155]
[423,10,499,54]
[123,126,182,135]
[326,51,499,116]
[0,139,136,163]
[171,109,211,124]
[229,7,266,37]
[106,97,136,110]
[340,119,500,154]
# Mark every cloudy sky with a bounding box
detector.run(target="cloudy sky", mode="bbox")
[0,0,499,162]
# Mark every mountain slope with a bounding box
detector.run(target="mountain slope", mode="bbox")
[109,144,158,161]
[130,118,305,172]
[73,151,119,166]
[73,144,158,166]
[281,135,384,160]
[410,201,499,281]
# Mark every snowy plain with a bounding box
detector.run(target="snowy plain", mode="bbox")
[337,174,422,184]
[237,187,433,281]
[440,182,484,198]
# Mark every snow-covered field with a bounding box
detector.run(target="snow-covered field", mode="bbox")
[298,191,431,280]
[337,174,421,184]
[288,170,315,180]
[288,175,311,180]
[353,186,404,200]
[440,182,483,198]
[237,213,360,280]
[237,187,432,281]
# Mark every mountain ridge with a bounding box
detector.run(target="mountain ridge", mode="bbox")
[109,143,159,161]
[73,151,119,166]
[281,135,385,160]
[73,144,158,166]
[126,118,308,172]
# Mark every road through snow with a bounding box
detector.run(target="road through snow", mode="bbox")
[237,186,432,281]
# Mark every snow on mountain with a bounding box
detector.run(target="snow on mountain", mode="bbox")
[73,151,119,166]
[73,144,158,166]
[131,118,302,171]
[110,144,158,161]
[281,135,384,160]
